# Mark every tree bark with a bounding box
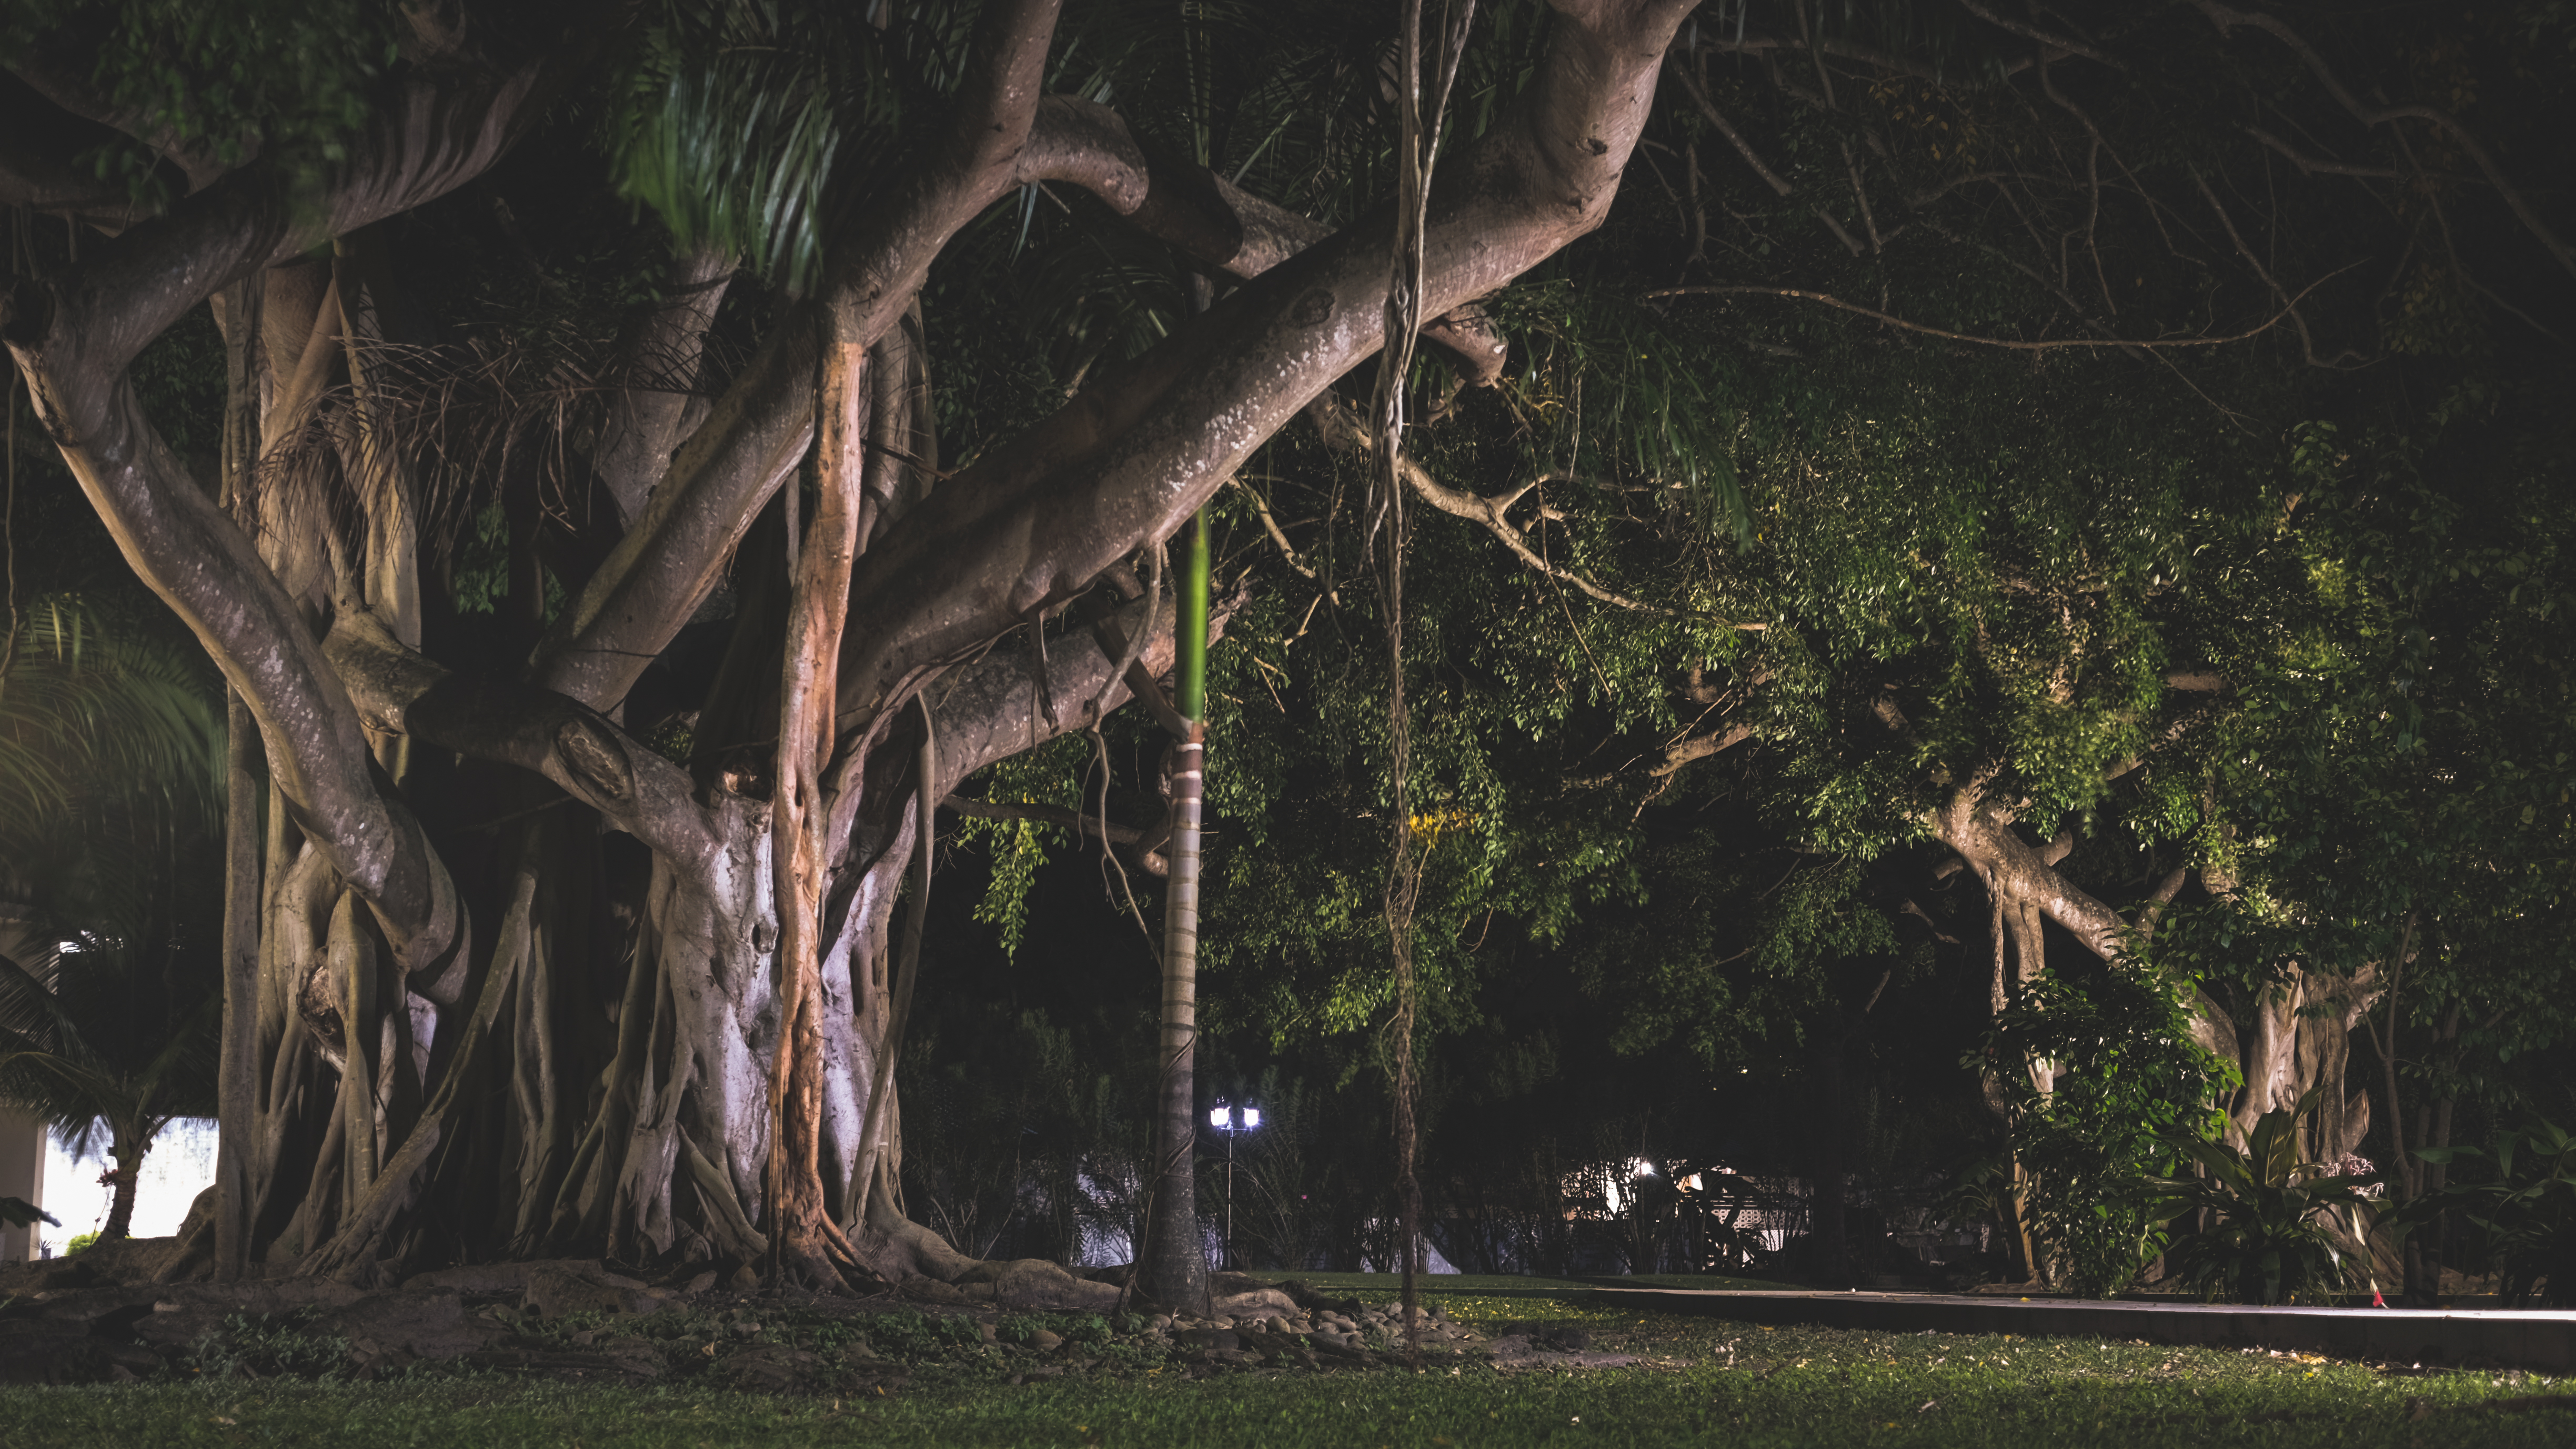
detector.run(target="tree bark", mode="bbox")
[1138,512,1210,1313]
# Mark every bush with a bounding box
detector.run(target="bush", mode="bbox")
[1976,963,2238,1297]
[2401,1115,2576,1308]
[64,1230,99,1255]
[2141,1089,2378,1305]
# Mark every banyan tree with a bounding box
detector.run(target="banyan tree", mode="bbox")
[0,0,1702,1288]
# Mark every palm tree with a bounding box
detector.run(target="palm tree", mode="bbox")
[0,596,224,1242]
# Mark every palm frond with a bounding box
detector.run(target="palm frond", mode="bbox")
[0,595,223,841]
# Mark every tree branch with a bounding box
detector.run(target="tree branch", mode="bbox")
[1019,97,1509,385]
[928,586,1245,796]
[1307,395,1760,625]
[827,0,1704,727]
[591,249,735,526]
[534,0,1065,713]
[1646,266,2362,351]
[325,610,724,877]
[2183,0,2576,283]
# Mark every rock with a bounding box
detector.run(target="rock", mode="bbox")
[522,1264,659,1320]
[1028,1329,1063,1352]
[1174,1327,1240,1353]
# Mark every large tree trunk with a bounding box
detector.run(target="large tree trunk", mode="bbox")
[3,0,1699,1284]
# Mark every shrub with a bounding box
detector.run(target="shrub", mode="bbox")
[2400,1115,2576,1308]
[2140,1089,2377,1304]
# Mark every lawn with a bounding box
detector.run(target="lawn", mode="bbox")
[1,1276,2566,1446]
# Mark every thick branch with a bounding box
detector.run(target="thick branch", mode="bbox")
[592,249,736,526]
[325,610,723,874]
[4,48,571,386]
[1020,97,1508,385]
[529,311,820,710]
[830,0,1700,724]
[535,2,1063,711]
[928,587,1244,796]
[1935,791,2129,964]
[0,352,465,984]
[818,0,1063,356]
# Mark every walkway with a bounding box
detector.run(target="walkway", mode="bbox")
[1587,1285,2576,1373]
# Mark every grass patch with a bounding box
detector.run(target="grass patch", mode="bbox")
[3,1281,2567,1446]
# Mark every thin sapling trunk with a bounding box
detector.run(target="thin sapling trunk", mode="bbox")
[1139,510,1210,1313]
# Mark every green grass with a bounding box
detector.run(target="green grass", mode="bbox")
[2,1281,2567,1446]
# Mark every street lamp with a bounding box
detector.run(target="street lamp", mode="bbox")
[1209,1101,1261,1271]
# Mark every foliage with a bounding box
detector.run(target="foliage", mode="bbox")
[606,0,937,294]
[181,1310,354,1381]
[0,0,398,213]
[0,595,223,839]
[1980,965,2238,1298]
[2401,1116,2576,1308]
[0,595,225,1231]
[2140,1091,2380,1305]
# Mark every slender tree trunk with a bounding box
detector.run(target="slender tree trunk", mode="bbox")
[763,323,870,1287]
[1138,511,1209,1313]
[101,1125,145,1243]
[215,690,261,1279]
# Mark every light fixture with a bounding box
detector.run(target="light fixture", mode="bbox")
[1241,1107,1261,1130]
[1210,1105,1232,1130]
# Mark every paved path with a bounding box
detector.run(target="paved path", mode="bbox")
[1587,1286,2576,1373]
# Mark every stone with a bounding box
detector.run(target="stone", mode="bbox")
[1028,1329,1063,1352]
[1174,1327,1240,1353]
